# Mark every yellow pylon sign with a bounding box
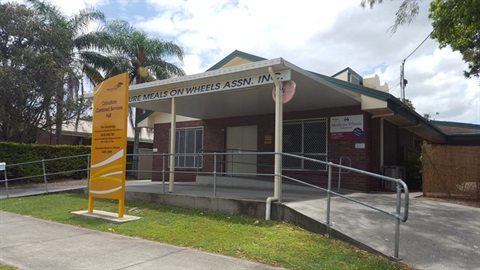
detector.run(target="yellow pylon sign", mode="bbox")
[88,73,129,218]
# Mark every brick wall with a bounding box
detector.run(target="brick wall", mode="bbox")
[152,106,383,191]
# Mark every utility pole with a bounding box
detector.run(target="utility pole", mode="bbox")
[400,59,407,102]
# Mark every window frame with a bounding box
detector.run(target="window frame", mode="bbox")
[283,118,328,171]
[170,126,204,169]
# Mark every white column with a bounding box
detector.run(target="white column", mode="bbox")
[169,97,176,193]
[274,82,283,201]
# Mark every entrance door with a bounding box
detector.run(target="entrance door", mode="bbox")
[226,125,257,175]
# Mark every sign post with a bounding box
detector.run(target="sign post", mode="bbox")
[88,73,129,218]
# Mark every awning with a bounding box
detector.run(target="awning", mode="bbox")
[128,58,361,125]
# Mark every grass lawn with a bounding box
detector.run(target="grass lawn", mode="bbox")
[0,265,17,270]
[0,194,411,270]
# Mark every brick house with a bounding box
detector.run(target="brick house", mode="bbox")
[128,50,479,192]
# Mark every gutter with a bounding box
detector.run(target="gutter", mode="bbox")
[386,97,447,143]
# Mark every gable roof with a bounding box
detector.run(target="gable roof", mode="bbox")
[206,50,267,71]
[331,67,363,81]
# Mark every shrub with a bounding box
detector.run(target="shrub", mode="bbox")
[0,142,90,183]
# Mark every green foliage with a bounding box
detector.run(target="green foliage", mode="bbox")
[0,2,68,142]
[0,1,105,143]
[0,142,90,182]
[361,0,421,33]
[405,144,422,190]
[95,19,186,84]
[0,194,410,270]
[429,0,480,78]
[402,98,416,110]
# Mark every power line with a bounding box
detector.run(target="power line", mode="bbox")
[400,0,461,102]
[404,29,434,61]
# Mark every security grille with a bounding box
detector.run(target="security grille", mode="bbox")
[283,118,327,170]
[173,127,203,168]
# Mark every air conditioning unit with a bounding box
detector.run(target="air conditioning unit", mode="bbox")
[383,166,405,191]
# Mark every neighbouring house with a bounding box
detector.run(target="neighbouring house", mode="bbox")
[36,120,155,179]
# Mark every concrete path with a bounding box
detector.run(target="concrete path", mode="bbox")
[286,192,480,270]
[0,211,283,270]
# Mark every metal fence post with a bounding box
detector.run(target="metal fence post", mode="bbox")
[393,180,402,260]
[42,159,48,193]
[162,154,165,193]
[3,164,9,198]
[213,153,217,197]
[326,162,333,226]
[87,154,91,190]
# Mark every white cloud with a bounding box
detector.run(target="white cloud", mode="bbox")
[2,0,479,124]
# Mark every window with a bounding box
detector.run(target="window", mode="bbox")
[349,73,362,85]
[283,119,327,170]
[173,127,203,168]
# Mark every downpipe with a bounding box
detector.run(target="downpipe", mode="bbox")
[265,196,278,220]
[266,66,283,221]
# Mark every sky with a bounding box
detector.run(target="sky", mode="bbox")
[4,0,480,124]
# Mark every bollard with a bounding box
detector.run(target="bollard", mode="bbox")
[0,162,8,198]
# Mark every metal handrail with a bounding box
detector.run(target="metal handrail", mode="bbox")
[1,154,90,198]
[1,151,409,259]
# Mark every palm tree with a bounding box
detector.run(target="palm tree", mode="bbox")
[96,19,186,176]
[26,0,107,143]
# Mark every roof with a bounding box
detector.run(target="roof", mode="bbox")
[206,50,267,71]
[129,50,477,145]
[431,120,480,134]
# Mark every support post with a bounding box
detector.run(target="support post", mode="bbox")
[169,97,176,193]
[162,154,166,193]
[272,68,283,202]
[380,118,384,169]
[213,153,217,197]
[87,154,90,190]
[42,159,48,193]
[393,180,403,260]
[2,163,8,198]
[265,66,283,220]
[326,162,332,226]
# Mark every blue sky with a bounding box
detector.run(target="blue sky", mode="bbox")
[4,0,480,124]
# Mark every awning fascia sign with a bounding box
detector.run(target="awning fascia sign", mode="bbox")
[128,69,291,104]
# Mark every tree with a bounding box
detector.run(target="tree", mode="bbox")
[0,2,69,142]
[402,98,416,110]
[94,20,185,176]
[25,0,107,143]
[361,0,480,78]
[429,0,480,78]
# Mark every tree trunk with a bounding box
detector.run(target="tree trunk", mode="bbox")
[55,89,64,145]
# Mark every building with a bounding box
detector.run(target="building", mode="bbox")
[126,50,478,192]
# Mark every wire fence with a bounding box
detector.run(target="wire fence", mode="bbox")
[0,151,408,259]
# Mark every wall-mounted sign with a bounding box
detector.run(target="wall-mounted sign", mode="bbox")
[330,114,364,140]
[128,69,291,103]
[264,135,272,145]
[88,72,129,218]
